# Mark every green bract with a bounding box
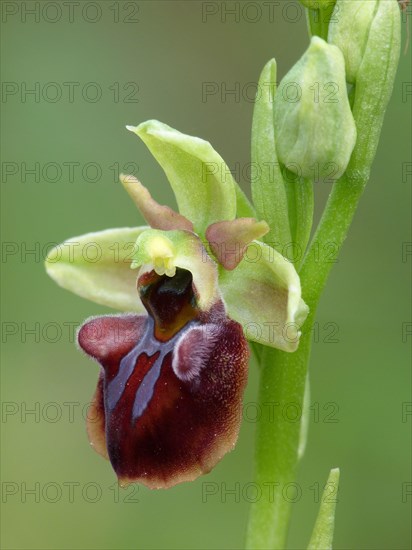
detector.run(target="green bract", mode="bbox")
[251,59,291,251]
[274,36,356,181]
[45,121,309,352]
[307,468,340,549]
[251,59,314,267]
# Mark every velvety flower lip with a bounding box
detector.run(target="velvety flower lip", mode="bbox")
[78,264,249,489]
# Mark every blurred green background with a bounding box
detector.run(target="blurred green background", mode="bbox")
[1,1,411,549]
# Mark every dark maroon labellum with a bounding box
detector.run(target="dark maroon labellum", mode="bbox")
[78,268,249,489]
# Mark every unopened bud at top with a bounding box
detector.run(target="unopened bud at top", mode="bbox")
[274,36,356,181]
[328,0,378,84]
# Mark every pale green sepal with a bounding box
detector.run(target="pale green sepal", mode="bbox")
[45,227,148,312]
[127,120,237,236]
[131,228,220,311]
[274,37,356,181]
[251,59,292,253]
[307,468,340,550]
[218,241,309,352]
[328,0,378,84]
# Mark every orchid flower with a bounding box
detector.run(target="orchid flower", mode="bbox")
[44,0,402,543]
[45,120,308,488]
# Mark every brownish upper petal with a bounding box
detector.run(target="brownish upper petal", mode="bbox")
[120,173,193,232]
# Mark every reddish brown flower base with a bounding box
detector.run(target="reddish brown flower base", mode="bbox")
[78,269,249,489]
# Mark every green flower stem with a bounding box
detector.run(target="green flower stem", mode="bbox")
[300,171,367,305]
[245,170,371,550]
[245,332,313,550]
[246,3,400,545]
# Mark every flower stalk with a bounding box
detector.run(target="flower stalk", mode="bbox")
[246,0,401,547]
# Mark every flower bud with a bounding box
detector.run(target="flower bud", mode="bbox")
[274,36,356,181]
[328,0,377,84]
[329,0,400,169]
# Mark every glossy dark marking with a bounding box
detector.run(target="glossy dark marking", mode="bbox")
[139,268,199,340]
[131,350,164,421]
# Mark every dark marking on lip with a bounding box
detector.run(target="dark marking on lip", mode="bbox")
[107,315,198,422]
